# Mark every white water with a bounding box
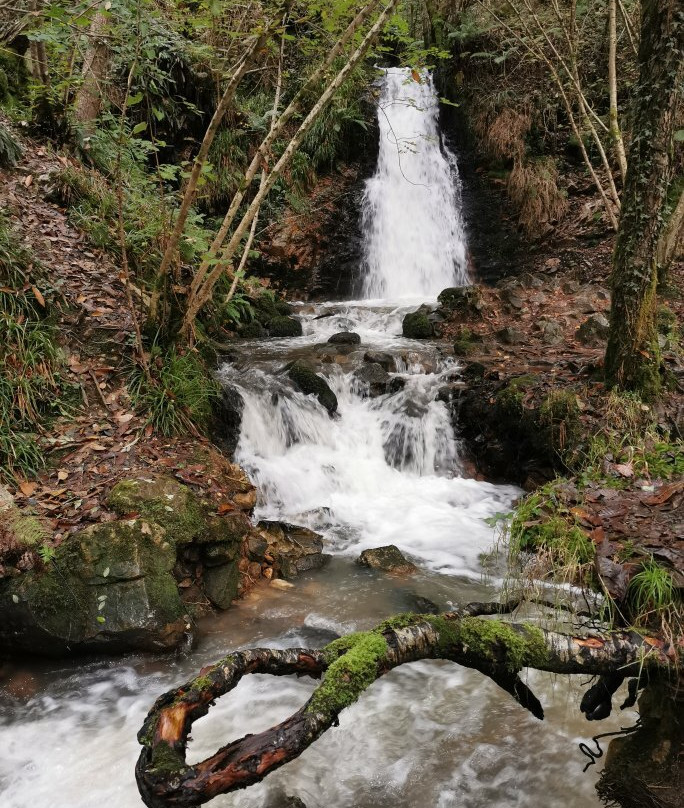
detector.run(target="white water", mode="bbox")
[362,68,468,299]
[0,69,627,808]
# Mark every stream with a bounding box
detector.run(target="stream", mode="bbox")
[0,68,633,808]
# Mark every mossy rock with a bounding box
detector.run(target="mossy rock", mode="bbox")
[437,285,483,314]
[0,520,186,654]
[239,321,268,339]
[268,316,303,338]
[286,361,338,415]
[357,545,417,575]
[402,308,434,339]
[203,561,240,609]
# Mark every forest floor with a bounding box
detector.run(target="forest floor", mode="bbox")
[1,117,682,614]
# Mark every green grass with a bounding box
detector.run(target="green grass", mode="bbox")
[627,559,681,632]
[0,215,66,482]
[128,349,220,436]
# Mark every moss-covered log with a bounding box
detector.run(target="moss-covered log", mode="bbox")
[136,606,678,807]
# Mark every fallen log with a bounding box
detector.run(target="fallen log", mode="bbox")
[136,606,679,807]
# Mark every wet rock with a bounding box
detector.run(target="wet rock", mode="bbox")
[286,361,338,415]
[246,534,268,561]
[497,326,526,345]
[405,593,441,614]
[267,316,303,338]
[203,560,240,609]
[576,313,609,345]
[210,385,243,459]
[389,376,406,394]
[202,542,239,567]
[461,361,486,379]
[327,331,361,345]
[255,521,327,580]
[353,362,390,397]
[402,306,434,339]
[356,545,417,575]
[437,285,483,314]
[364,351,396,372]
[0,520,187,655]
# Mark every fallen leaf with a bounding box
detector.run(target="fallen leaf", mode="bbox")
[613,462,634,478]
[218,502,236,514]
[19,480,37,497]
[574,637,604,648]
[57,470,69,481]
[23,175,33,187]
[31,286,45,307]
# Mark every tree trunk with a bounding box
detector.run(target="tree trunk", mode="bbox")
[73,8,110,127]
[147,23,277,325]
[604,0,684,398]
[135,608,679,808]
[657,187,684,284]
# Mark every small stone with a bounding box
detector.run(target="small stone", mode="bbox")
[357,545,417,575]
[497,326,525,345]
[364,351,396,372]
[270,578,295,590]
[576,314,610,345]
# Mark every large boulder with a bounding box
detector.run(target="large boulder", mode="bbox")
[210,385,244,458]
[286,361,338,415]
[437,285,484,314]
[254,521,327,579]
[402,306,434,339]
[0,520,186,655]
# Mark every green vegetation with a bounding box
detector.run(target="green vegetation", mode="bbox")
[627,559,681,631]
[128,349,220,436]
[0,215,66,481]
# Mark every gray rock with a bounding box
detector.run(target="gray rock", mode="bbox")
[357,545,417,575]
[497,326,526,345]
[256,521,327,580]
[364,351,396,372]
[576,313,610,345]
[537,319,564,345]
[437,285,483,313]
[327,331,361,345]
[203,561,240,609]
[353,363,390,397]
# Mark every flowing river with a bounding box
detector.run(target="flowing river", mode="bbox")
[0,69,632,808]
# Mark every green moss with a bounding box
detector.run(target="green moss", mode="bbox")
[308,631,388,718]
[458,617,548,671]
[149,740,187,774]
[287,361,338,415]
[267,316,302,338]
[539,390,582,457]
[402,310,434,339]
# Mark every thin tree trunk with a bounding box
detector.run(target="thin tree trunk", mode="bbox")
[73,7,110,127]
[605,0,684,398]
[180,0,399,338]
[28,0,49,85]
[657,188,684,283]
[147,22,278,325]
[136,607,678,808]
[608,0,628,183]
[186,0,383,308]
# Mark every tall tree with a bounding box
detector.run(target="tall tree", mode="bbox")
[605,0,684,398]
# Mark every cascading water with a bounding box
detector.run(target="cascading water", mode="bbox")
[362,68,469,299]
[0,69,630,808]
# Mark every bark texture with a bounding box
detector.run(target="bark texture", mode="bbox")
[605,0,684,397]
[136,609,678,807]
[73,8,110,127]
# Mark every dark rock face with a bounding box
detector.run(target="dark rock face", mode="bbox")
[497,326,526,345]
[267,316,303,338]
[254,521,327,579]
[576,313,609,345]
[327,331,361,345]
[210,385,244,459]
[287,360,338,414]
[356,545,417,575]
[402,306,435,339]
[353,362,390,397]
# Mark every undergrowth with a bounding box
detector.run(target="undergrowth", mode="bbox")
[0,215,66,482]
[128,348,220,436]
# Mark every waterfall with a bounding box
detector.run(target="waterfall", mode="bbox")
[361,68,469,300]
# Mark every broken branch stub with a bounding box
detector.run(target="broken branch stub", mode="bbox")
[136,611,677,807]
